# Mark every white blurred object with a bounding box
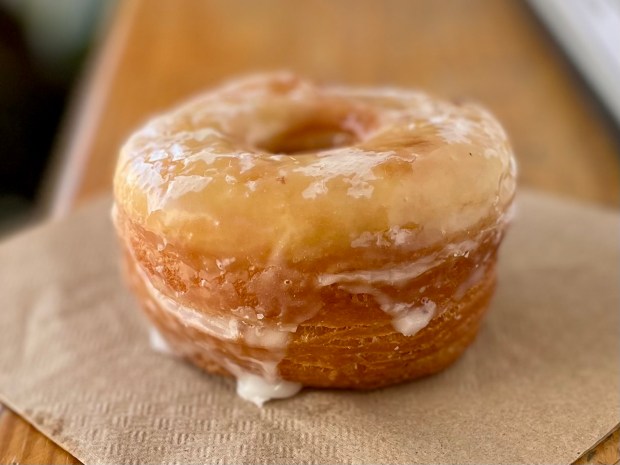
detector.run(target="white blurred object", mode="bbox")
[149,326,173,355]
[528,0,620,127]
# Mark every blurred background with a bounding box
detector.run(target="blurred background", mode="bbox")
[0,0,618,238]
[0,0,110,232]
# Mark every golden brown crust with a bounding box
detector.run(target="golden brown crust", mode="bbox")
[117,203,501,389]
[112,73,516,393]
[124,241,495,389]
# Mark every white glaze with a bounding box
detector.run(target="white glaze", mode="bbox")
[318,237,483,335]
[350,230,390,248]
[318,255,440,287]
[293,149,397,200]
[243,325,290,350]
[388,226,414,246]
[238,153,256,173]
[319,238,478,287]
[334,281,439,337]
[149,326,173,354]
[148,174,213,213]
[350,227,415,248]
[152,288,241,341]
[392,299,437,336]
[435,116,475,144]
[136,266,301,406]
[215,257,236,270]
[234,372,302,407]
[454,264,487,301]
[140,271,297,348]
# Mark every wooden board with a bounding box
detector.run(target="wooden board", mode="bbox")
[2,0,619,463]
[0,405,79,465]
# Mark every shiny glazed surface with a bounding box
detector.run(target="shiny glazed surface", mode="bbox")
[113,73,516,402]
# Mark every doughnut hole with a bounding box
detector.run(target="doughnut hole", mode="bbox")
[258,122,359,154]
[252,104,378,155]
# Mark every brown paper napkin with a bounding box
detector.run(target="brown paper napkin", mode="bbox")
[0,190,618,465]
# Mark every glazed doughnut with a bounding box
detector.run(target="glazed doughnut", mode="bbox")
[113,72,516,406]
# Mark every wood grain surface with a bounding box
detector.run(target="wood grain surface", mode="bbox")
[2,0,619,463]
[0,405,79,465]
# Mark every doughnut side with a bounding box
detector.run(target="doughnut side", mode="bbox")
[130,254,494,389]
[281,273,494,388]
[115,204,503,389]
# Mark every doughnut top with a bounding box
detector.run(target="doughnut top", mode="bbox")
[114,72,516,262]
